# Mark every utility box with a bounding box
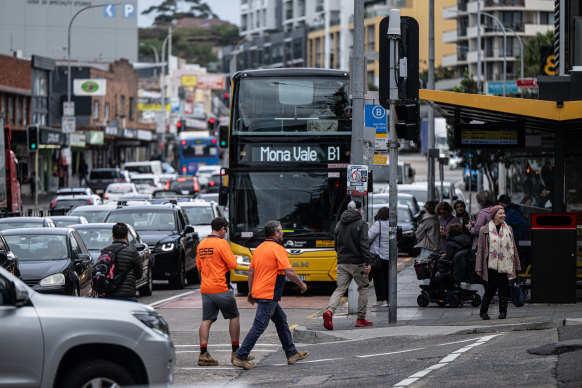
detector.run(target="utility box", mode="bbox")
[531,213,577,303]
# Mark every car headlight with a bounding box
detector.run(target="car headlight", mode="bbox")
[236,255,251,266]
[160,243,175,251]
[39,273,65,286]
[132,310,170,337]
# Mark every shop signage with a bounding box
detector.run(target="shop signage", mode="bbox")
[137,130,153,141]
[196,74,226,90]
[123,129,137,138]
[90,131,104,145]
[69,133,86,147]
[105,126,119,136]
[41,130,65,146]
[74,79,106,96]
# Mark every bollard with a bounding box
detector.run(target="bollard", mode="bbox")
[347,279,358,314]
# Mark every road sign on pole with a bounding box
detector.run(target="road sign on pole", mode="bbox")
[364,104,387,133]
[62,116,76,133]
[346,165,368,196]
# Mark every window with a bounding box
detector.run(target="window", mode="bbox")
[93,100,100,121]
[119,95,125,117]
[16,96,21,126]
[23,98,28,126]
[104,102,109,122]
[129,97,134,121]
[8,97,14,126]
[0,95,4,115]
[540,12,554,25]
[70,235,81,259]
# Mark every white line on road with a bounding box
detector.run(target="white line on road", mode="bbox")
[356,348,425,358]
[393,334,501,387]
[177,349,277,354]
[148,290,197,307]
[273,357,345,366]
[178,367,239,370]
[175,343,281,348]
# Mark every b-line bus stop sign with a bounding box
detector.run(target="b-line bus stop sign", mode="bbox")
[365,104,388,151]
[347,165,368,196]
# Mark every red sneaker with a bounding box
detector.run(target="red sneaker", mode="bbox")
[355,318,373,327]
[323,310,333,330]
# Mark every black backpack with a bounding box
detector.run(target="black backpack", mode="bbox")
[91,244,128,296]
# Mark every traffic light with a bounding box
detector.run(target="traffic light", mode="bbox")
[208,117,216,131]
[176,120,184,133]
[218,125,228,148]
[223,93,230,105]
[394,103,420,141]
[27,125,39,151]
[379,16,419,109]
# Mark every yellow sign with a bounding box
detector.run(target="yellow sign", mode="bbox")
[137,103,172,111]
[373,154,388,165]
[181,75,197,87]
[543,54,556,76]
[316,240,334,248]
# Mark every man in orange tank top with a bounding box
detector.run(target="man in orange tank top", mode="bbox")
[232,220,309,369]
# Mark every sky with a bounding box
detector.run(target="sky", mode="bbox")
[138,0,241,27]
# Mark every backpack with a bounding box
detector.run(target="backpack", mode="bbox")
[91,244,128,296]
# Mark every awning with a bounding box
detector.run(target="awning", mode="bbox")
[419,90,582,133]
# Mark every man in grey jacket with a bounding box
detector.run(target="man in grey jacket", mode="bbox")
[323,200,372,330]
[101,223,143,302]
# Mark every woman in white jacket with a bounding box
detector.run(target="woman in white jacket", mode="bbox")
[368,207,390,307]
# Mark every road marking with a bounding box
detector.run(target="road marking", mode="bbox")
[307,310,321,318]
[149,290,197,307]
[289,324,299,330]
[175,343,280,347]
[273,357,344,366]
[178,367,239,370]
[435,338,480,347]
[393,334,501,387]
[356,347,424,358]
[177,349,276,354]
[397,257,414,267]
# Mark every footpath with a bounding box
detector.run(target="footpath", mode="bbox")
[293,262,582,351]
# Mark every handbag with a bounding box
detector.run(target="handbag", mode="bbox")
[370,221,383,268]
[510,278,525,307]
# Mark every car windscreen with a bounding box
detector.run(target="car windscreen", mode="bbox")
[132,178,156,185]
[54,199,90,209]
[125,165,153,174]
[67,209,111,223]
[401,189,427,203]
[5,234,68,261]
[169,180,194,191]
[76,229,115,250]
[183,206,214,225]
[0,222,44,231]
[106,210,176,231]
[107,185,134,194]
[398,208,412,222]
[90,170,118,179]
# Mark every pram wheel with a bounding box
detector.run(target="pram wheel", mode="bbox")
[471,294,482,307]
[449,294,462,308]
[417,293,429,307]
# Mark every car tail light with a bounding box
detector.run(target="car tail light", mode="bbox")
[88,198,93,204]
[182,166,187,173]
[165,180,170,190]
[104,194,109,199]
[209,181,215,187]
[193,179,199,192]
[178,177,186,182]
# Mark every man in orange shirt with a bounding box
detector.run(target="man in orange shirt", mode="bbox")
[232,220,309,370]
[197,217,251,366]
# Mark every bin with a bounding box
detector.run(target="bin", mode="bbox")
[531,213,577,303]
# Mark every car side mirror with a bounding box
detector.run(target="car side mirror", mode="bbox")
[219,186,228,207]
[183,225,195,235]
[134,242,147,251]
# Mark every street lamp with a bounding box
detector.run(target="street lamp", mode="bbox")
[481,12,506,96]
[140,42,160,78]
[67,3,119,104]
[506,26,524,80]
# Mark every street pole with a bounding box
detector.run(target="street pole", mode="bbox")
[140,43,159,78]
[387,9,400,324]
[427,0,435,202]
[347,0,366,314]
[506,27,524,80]
[160,31,170,159]
[477,0,482,93]
[481,12,506,96]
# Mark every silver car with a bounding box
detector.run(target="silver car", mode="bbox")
[0,266,174,387]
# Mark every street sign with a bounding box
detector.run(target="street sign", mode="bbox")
[364,104,387,133]
[62,116,75,133]
[63,102,74,116]
[104,3,116,17]
[347,164,368,196]
[374,135,387,151]
[517,78,538,88]
[373,154,388,165]
[487,81,518,95]
[123,3,136,18]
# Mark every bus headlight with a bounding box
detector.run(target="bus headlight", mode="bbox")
[236,255,251,266]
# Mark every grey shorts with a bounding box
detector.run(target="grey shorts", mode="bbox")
[201,289,240,321]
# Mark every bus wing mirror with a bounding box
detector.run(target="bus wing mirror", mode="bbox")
[219,186,228,207]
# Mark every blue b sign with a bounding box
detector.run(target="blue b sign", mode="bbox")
[365,104,387,133]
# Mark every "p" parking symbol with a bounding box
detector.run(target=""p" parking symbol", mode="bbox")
[123,3,136,18]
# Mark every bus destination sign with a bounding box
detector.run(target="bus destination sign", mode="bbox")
[242,144,349,164]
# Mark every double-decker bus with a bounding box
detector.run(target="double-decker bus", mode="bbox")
[178,131,219,175]
[222,68,352,292]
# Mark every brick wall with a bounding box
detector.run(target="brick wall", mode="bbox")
[0,54,31,90]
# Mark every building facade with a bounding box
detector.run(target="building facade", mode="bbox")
[443,0,554,94]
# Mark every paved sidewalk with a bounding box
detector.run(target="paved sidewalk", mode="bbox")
[293,261,582,344]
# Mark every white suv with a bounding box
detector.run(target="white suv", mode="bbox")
[0,266,174,387]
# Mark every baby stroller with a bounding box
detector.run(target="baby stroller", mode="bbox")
[414,251,481,308]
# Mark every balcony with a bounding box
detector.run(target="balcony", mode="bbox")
[443,30,458,44]
[442,54,458,67]
[525,23,553,36]
[443,6,458,19]
[484,0,525,7]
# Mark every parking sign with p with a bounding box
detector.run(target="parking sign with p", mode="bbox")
[123,3,136,18]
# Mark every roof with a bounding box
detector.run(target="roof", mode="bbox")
[419,89,582,132]
[233,68,349,80]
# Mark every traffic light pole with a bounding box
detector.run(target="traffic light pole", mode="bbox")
[387,9,401,324]
[34,150,39,208]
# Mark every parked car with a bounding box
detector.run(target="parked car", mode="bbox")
[165,176,200,196]
[179,200,225,240]
[0,217,56,231]
[50,215,89,228]
[397,204,418,255]
[70,222,153,296]
[0,233,20,277]
[104,203,200,288]
[368,192,423,222]
[49,195,101,214]
[2,228,93,296]
[103,183,139,202]
[86,168,129,196]
[386,184,438,208]
[52,187,101,201]
[0,266,174,387]
[67,204,117,223]
[372,162,416,193]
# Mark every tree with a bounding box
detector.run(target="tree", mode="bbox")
[516,30,554,78]
[419,66,457,84]
[142,0,218,26]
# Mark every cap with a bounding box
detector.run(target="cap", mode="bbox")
[347,200,362,210]
[490,205,504,220]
